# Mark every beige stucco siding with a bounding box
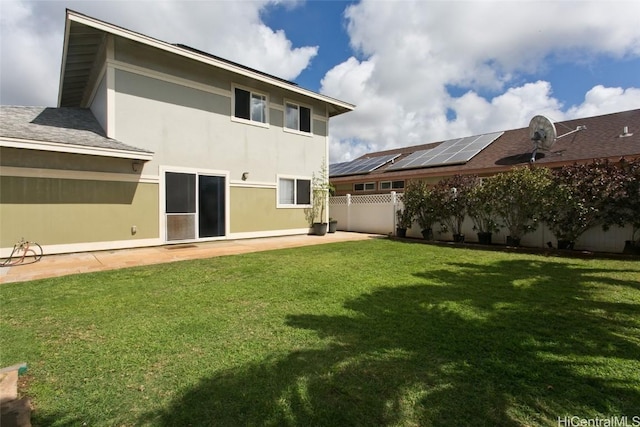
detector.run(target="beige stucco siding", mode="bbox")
[229,186,308,233]
[0,147,139,174]
[113,69,326,182]
[0,176,158,247]
[111,34,328,184]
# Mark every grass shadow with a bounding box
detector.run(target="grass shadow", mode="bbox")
[138,258,640,426]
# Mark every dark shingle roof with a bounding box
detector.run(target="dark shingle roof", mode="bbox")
[0,106,152,154]
[331,109,640,183]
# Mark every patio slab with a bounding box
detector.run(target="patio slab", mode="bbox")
[0,232,382,284]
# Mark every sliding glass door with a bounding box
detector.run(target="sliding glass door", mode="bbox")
[198,175,225,238]
[165,171,225,241]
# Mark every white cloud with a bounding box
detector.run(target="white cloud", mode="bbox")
[2,0,639,164]
[567,85,640,118]
[449,81,565,135]
[0,0,316,106]
[322,0,640,162]
[0,0,61,105]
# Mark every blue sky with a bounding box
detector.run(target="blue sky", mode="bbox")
[542,58,640,106]
[261,1,357,93]
[1,0,639,162]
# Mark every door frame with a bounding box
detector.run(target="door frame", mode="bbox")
[159,166,230,243]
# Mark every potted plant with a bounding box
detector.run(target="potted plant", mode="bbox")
[466,179,500,245]
[305,160,331,236]
[490,166,552,247]
[396,208,412,237]
[432,174,477,243]
[328,218,338,233]
[403,180,437,240]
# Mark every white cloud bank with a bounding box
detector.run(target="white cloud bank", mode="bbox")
[322,0,640,162]
[0,0,316,106]
[1,0,639,163]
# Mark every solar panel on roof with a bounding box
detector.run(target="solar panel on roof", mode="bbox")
[329,154,400,177]
[387,131,503,170]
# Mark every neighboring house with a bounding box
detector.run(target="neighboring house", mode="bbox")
[330,109,640,195]
[0,10,354,256]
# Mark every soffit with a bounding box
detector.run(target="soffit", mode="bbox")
[59,21,106,107]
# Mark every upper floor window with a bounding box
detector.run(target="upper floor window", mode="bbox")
[285,102,311,134]
[234,87,267,124]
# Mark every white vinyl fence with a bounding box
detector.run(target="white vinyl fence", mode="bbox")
[329,193,635,253]
[330,193,398,235]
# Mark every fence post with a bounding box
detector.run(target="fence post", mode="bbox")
[391,191,397,232]
[346,193,352,232]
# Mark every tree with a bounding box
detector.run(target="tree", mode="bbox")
[432,174,477,240]
[402,180,438,237]
[541,160,624,247]
[305,158,331,228]
[466,178,501,235]
[490,166,552,244]
[602,157,640,245]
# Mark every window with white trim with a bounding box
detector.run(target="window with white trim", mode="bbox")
[354,182,376,192]
[285,101,311,133]
[278,177,311,206]
[380,180,405,190]
[234,87,267,124]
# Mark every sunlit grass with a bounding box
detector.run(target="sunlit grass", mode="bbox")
[1,239,639,426]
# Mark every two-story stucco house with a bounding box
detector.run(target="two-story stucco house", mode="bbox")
[0,10,354,256]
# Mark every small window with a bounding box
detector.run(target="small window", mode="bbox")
[285,102,311,133]
[380,180,405,190]
[234,87,267,124]
[279,178,311,206]
[354,182,375,192]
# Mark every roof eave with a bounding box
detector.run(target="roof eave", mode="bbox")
[57,10,73,107]
[0,137,154,161]
[62,9,355,115]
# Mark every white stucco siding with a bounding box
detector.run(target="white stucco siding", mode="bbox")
[90,74,108,132]
[112,68,327,182]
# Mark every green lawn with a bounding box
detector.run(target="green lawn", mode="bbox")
[1,239,639,426]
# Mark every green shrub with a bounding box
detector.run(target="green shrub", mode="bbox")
[488,166,552,241]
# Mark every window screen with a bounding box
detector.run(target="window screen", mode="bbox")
[296,179,311,205]
[234,88,250,120]
[300,106,311,133]
[166,172,196,213]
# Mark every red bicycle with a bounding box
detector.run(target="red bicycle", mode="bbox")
[1,238,43,266]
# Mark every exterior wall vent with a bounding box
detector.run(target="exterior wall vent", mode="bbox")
[619,126,633,138]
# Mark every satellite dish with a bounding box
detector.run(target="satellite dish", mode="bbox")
[527,115,587,162]
[529,115,557,162]
[529,115,557,150]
